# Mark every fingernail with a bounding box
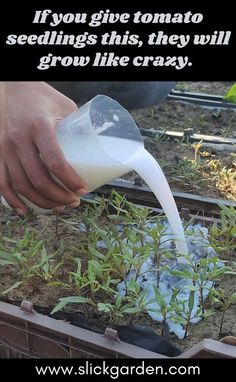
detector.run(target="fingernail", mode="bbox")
[76,188,88,196]
[53,206,65,212]
[16,208,25,216]
[68,201,80,208]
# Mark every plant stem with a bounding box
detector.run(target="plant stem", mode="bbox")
[160,320,165,336]
[184,314,191,339]
[129,312,137,325]
[218,307,226,339]
[194,148,198,164]
[156,248,161,288]
[200,286,205,316]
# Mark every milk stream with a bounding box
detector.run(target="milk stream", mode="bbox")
[127,148,189,256]
[1,135,188,255]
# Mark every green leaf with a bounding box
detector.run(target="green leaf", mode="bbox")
[51,296,88,314]
[188,290,195,312]
[195,306,203,317]
[97,303,113,313]
[230,226,236,237]
[122,307,141,314]
[0,259,16,266]
[210,295,221,304]
[88,259,102,277]
[101,235,114,250]
[88,247,105,260]
[224,83,236,103]
[184,285,198,292]
[0,252,16,263]
[40,247,49,274]
[153,287,166,310]
[52,261,64,275]
[170,269,193,279]
[170,315,187,325]
[127,278,140,293]
[202,310,215,318]
[1,281,24,295]
[230,293,236,303]
[2,237,19,243]
[115,295,123,308]
[47,281,71,288]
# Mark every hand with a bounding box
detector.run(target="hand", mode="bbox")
[0,82,87,215]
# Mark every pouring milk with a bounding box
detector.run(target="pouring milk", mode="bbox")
[1,95,188,256]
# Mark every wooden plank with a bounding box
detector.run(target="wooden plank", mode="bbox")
[96,179,236,217]
[0,301,236,359]
[180,339,236,358]
[0,301,164,359]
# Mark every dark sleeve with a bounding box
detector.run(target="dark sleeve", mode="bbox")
[49,81,175,109]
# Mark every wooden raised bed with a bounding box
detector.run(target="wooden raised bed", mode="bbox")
[0,301,235,359]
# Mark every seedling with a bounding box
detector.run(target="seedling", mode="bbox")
[209,288,236,339]
[97,279,148,327]
[207,205,236,255]
[192,140,203,165]
[171,253,232,317]
[177,290,202,338]
[0,223,65,291]
[147,220,174,287]
[148,287,181,336]
[0,191,235,342]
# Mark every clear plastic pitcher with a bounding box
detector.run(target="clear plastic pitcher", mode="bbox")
[56,94,144,191]
[2,95,144,214]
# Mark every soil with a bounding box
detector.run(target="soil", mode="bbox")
[175,81,233,95]
[0,82,236,358]
[131,82,236,137]
[128,81,236,201]
[124,137,236,200]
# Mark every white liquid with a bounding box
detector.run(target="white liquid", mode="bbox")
[2,135,188,255]
[59,134,135,192]
[127,148,189,255]
[60,135,188,255]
